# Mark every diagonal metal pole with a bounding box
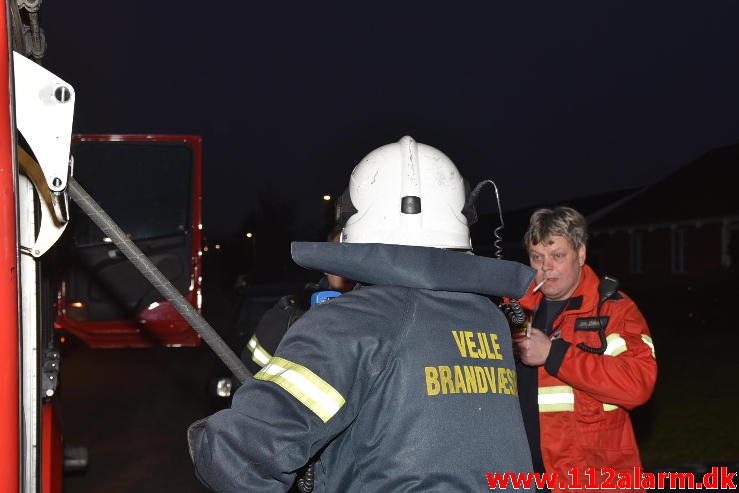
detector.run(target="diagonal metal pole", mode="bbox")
[68,176,250,384]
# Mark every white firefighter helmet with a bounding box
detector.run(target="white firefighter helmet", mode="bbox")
[340,136,472,250]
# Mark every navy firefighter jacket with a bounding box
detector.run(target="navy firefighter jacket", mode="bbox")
[189,242,536,492]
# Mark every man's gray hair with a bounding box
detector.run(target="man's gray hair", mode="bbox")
[524,206,589,251]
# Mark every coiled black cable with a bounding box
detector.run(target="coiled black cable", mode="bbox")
[468,179,505,258]
[297,462,315,492]
[468,179,528,326]
[502,301,527,326]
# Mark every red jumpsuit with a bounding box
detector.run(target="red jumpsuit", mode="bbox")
[518,265,657,492]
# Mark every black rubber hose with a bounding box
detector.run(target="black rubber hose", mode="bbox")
[68,177,250,384]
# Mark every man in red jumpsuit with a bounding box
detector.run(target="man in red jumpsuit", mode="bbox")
[515,206,657,492]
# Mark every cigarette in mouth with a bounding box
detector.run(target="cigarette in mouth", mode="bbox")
[532,279,547,293]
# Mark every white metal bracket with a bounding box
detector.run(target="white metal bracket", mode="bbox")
[13,50,74,193]
[13,51,75,257]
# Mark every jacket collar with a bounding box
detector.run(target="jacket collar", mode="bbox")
[291,242,536,299]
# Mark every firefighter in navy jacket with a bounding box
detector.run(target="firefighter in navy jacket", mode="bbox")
[189,136,537,492]
[515,207,657,492]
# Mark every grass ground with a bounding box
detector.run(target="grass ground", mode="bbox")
[627,276,739,468]
[636,328,739,466]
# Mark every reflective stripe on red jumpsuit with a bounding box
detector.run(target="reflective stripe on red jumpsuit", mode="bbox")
[518,265,657,492]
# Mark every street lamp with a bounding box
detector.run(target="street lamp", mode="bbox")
[322,194,331,201]
[245,232,257,268]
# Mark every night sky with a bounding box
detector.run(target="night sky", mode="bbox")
[40,1,739,237]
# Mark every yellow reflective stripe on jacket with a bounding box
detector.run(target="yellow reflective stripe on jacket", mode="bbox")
[641,334,656,358]
[604,333,627,357]
[538,385,574,412]
[255,356,346,423]
[603,403,619,411]
[247,335,272,367]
